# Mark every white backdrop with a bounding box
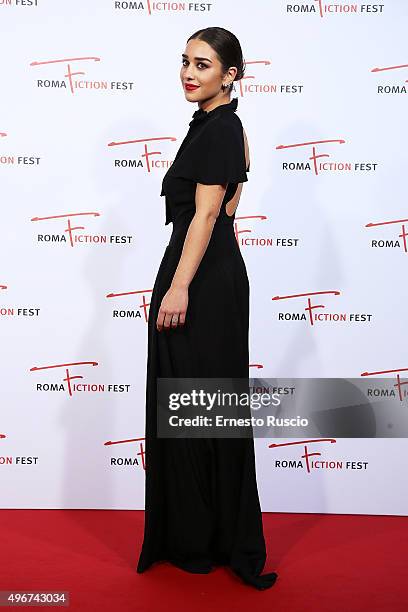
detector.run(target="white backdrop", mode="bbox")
[1,0,407,515]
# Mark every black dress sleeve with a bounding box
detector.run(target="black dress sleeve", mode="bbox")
[172,117,249,186]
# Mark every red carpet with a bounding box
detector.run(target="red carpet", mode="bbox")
[0,510,406,611]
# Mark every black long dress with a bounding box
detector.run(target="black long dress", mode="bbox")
[136,97,278,590]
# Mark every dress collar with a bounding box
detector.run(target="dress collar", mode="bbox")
[189,97,239,127]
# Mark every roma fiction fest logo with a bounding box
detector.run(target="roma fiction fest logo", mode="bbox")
[108,133,176,173]
[0,0,39,8]
[30,360,131,397]
[0,130,40,168]
[361,367,408,403]
[366,216,408,253]
[0,454,39,467]
[233,215,300,250]
[269,438,368,474]
[248,379,296,399]
[107,288,152,322]
[29,56,134,95]
[105,436,146,470]
[272,289,373,326]
[0,282,40,319]
[113,1,212,15]
[276,137,378,176]
[371,62,408,95]
[232,60,303,98]
[285,1,384,18]
[0,412,39,468]
[31,211,133,248]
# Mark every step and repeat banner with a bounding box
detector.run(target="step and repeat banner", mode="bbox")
[1,1,407,515]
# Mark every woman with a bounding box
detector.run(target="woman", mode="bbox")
[136,27,278,590]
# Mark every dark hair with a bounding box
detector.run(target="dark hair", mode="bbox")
[187,27,246,93]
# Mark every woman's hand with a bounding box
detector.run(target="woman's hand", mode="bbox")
[156,284,188,332]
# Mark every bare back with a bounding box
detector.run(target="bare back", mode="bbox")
[225,127,250,218]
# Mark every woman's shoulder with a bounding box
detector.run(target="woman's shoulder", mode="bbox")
[207,108,243,128]
[197,112,244,146]
[169,107,248,186]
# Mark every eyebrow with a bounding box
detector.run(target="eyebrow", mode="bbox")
[182,53,212,63]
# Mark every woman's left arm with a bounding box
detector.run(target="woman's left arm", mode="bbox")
[156,182,227,332]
